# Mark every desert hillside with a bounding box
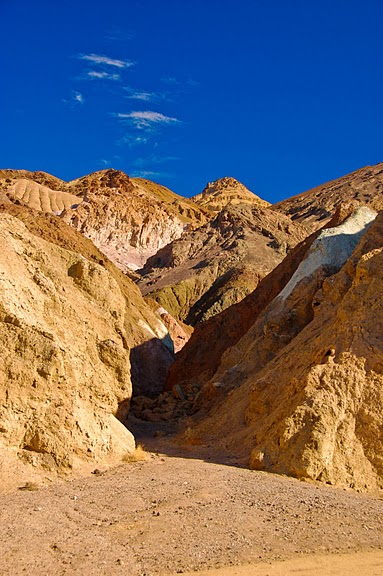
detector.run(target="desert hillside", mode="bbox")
[139,202,307,323]
[168,207,383,491]
[0,169,210,272]
[0,163,383,575]
[273,162,383,231]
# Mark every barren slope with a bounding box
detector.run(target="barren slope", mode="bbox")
[273,161,383,231]
[139,204,306,324]
[192,176,270,212]
[0,169,210,273]
[181,208,383,491]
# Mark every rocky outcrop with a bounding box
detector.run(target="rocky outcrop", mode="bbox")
[192,176,270,212]
[184,208,383,491]
[0,213,135,473]
[0,169,210,273]
[273,161,383,231]
[0,204,185,479]
[139,204,307,324]
[65,171,210,271]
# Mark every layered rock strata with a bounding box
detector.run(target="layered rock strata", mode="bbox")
[0,169,210,273]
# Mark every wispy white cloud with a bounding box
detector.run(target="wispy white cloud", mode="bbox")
[115,110,180,130]
[131,170,173,180]
[123,86,167,102]
[117,134,149,147]
[62,91,85,107]
[125,90,154,102]
[129,91,153,101]
[79,53,134,69]
[87,70,120,81]
[132,155,179,167]
[73,92,84,104]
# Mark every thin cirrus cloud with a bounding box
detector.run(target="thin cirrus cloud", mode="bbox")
[131,169,174,179]
[79,53,134,69]
[124,87,165,102]
[116,111,180,130]
[87,70,120,81]
[73,92,84,104]
[62,91,85,107]
[118,134,149,147]
[126,91,155,102]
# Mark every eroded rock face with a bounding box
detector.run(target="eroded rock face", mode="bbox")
[140,204,307,324]
[63,171,210,272]
[0,169,210,273]
[273,161,383,231]
[192,176,270,212]
[0,209,181,479]
[187,209,383,491]
[0,213,135,472]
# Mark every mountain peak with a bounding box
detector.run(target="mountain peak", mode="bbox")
[192,176,270,212]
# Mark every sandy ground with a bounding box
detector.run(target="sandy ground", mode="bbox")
[0,420,382,576]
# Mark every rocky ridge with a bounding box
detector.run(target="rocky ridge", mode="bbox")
[139,202,307,324]
[192,176,270,212]
[0,169,210,273]
[167,207,383,491]
[273,161,383,231]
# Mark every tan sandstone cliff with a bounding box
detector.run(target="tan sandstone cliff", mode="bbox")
[0,203,190,483]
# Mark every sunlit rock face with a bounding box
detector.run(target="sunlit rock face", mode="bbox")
[179,209,383,491]
[0,169,210,273]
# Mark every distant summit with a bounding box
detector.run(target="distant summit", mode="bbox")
[192,176,270,212]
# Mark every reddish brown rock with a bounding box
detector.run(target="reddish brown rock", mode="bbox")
[140,203,307,324]
[273,161,383,231]
[191,176,270,212]
[187,208,383,491]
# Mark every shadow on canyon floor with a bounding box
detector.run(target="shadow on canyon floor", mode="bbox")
[127,413,248,470]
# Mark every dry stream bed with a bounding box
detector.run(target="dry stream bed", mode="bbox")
[1,425,383,576]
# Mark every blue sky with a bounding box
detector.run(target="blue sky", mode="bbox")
[1,0,382,202]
